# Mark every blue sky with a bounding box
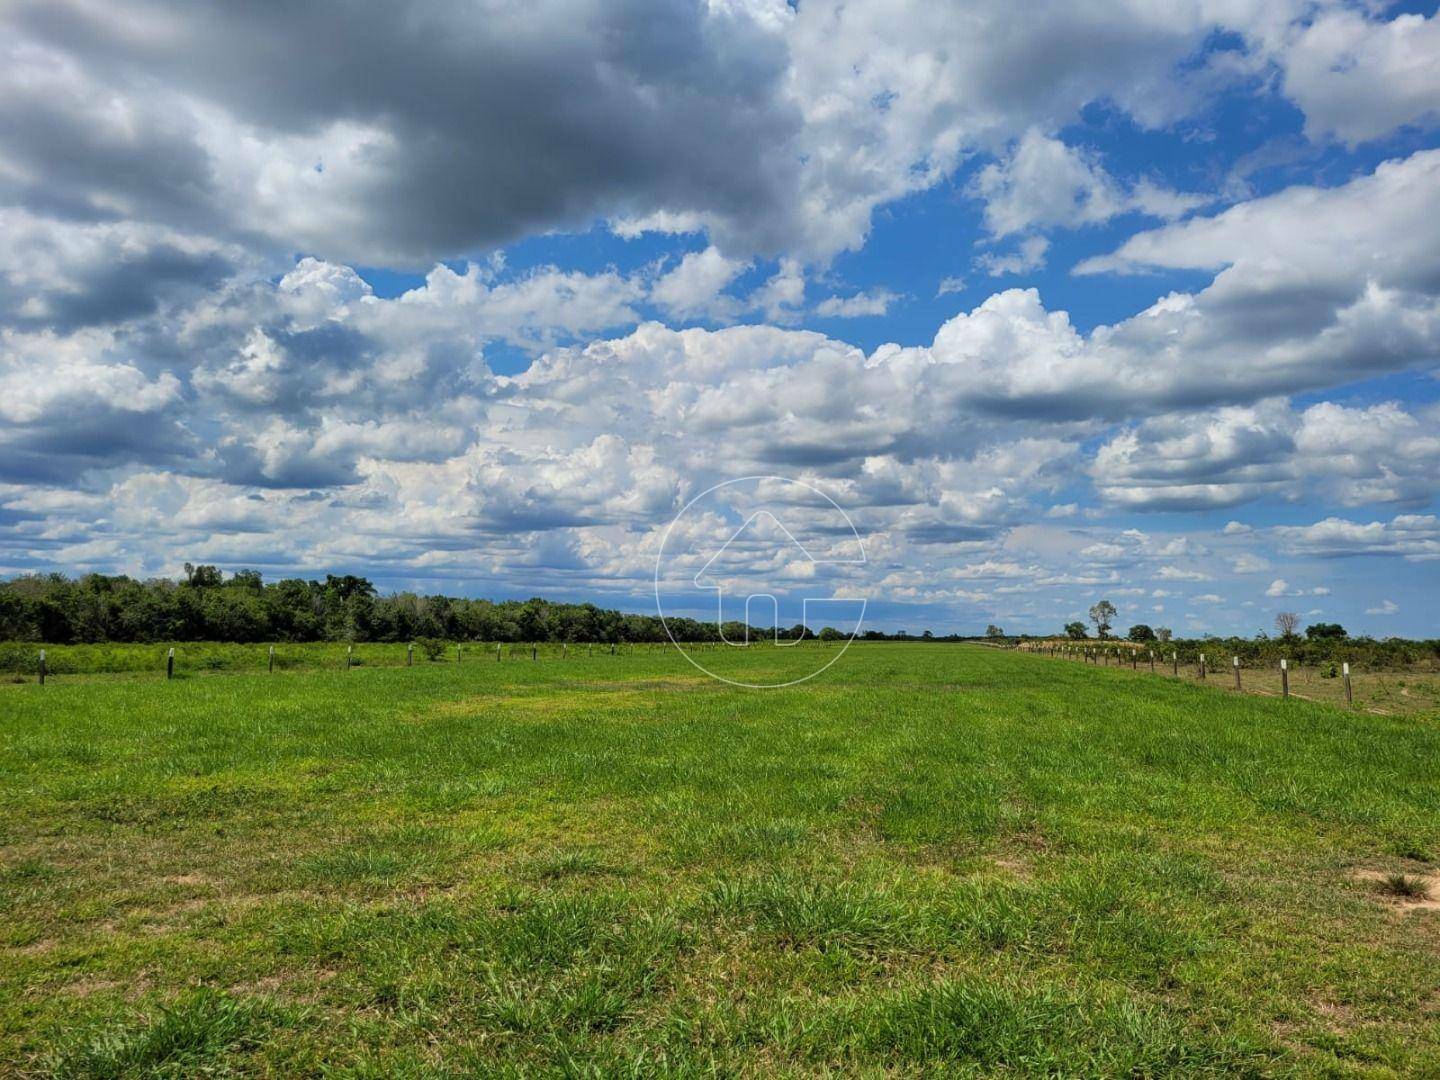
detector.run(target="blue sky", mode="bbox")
[1,0,1438,637]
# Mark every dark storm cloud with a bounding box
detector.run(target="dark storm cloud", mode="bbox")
[0,410,201,484]
[0,243,237,332]
[5,0,803,264]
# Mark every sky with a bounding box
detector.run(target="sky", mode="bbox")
[1,0,1439,638]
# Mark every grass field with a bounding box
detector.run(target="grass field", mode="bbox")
[3,644,1439,1076]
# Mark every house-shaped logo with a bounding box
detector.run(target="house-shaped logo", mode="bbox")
[692,509,865,646]
[655,475,870,687]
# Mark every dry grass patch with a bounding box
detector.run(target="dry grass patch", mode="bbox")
[1350,867,1440,911]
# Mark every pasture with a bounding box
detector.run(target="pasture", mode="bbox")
[2,644,1438,1076]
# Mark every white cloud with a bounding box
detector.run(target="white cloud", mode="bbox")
[0,3,1437,624]
[975,236,1050,276]
[971,129,1204,238]
[1265,577,1332,598]
[3,1,1434,271]
[1276,9,1440,145]
[1365,599,1399,616]
[1157,566,1210,582]
[1274,515,1440,562]
[814,288,899,318]
[649,247,750,322]
[751,259,806,322]
[1091,402,1295,510]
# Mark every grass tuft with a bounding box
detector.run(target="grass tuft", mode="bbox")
[49,990,291,1079]
[1378,872,1431,900]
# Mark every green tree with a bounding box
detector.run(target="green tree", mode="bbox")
[183,563,224,589]
[1127,623,1156,642]
[1064,621,1088,640]
[1089,600,1117,640]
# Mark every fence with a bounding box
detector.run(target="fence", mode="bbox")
[1013,641,1359,706]
[4,637,841,683]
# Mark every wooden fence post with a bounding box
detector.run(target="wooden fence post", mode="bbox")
[497,644,502,663]
[1172,651,1178,676]
[1280,658,1289,699]
[1148,650,1155,673]
[38,648,45,685]
[269,645,275,673]
[346,644,352,670]
[1131,651,1137,669]
[457,643,462,664]
[407,643,413,667]
[167,647,175,680]
[1198,652,1206,680]
[531,645,537,661]
[1343,662,1353,706]
[1233,655,1241,691]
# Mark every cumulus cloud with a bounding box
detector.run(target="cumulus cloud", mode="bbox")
[971,129,1205,238]
[5,0,1430,269]
[814,289,899,318]
[0,0,1437,631]
[974,237,1050,277]
[650,247,751,322]
[1274,515,1440,562]
[1275,8,1440,145]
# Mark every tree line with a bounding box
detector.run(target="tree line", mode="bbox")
[1041,598,1438,670]
[0,567,887,646]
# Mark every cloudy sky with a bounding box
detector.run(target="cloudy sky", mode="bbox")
[2,0,1439,637]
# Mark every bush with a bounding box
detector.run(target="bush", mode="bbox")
[416,637,448,661]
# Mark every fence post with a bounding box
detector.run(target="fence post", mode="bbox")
[407,643,413,667]
[1199,652,1206,680]
[1233,655,1241,691]
[562,643,567,660]
[531,645,537,661]
[38,648,46,685]
[269,645,275,673]
[1343,662,1353,706]
[1149,650,1154,673]
[1131,651,1137,669]
[457,643,462,664]
[496,643,502,663]
[1172,651,1178,676]
[167,647,175,680]
[1281,658,1289,699]
[346,644,352,670]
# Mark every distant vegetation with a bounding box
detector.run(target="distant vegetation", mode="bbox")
[0,566,754,647]
[0,566,942,649]
[2,572,1434,672]
[1040,598,1438,671]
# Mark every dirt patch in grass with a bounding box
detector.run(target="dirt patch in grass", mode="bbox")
[989,856,1034,880]
[1350,868,1440,911]
[1312,998,1359,1033]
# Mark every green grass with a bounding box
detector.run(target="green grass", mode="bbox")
[0,639,630,678]
[2,644,1438,1076]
